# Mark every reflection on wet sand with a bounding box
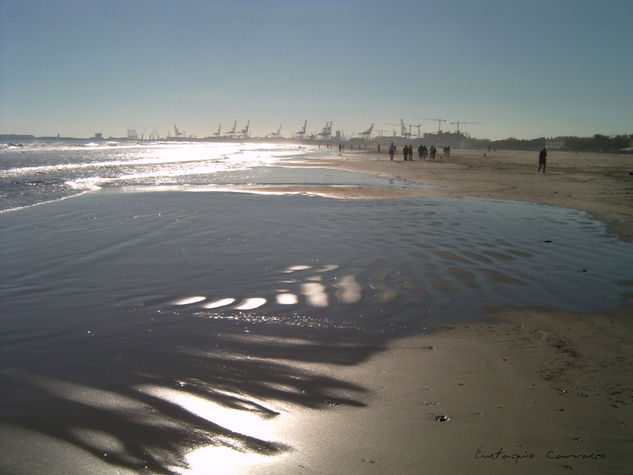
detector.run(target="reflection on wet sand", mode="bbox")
[2,191,632,473]
[2,318,379,473]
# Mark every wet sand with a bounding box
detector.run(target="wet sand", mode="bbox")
[247,148,633,240]
[241,306,632,474]
[235,149,633,474]
[1,149,632,474]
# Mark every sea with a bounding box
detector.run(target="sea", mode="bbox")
[1,139,632,473]
[0,140,403,212]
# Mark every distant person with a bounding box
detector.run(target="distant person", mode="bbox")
[418,144,424,159]
[538,147,547,173]
[403,145,408,161]
[430,145,437,160]
[389,142,396,160]
[404,145,413,161]
[377,144,381,153]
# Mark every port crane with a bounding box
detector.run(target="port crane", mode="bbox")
[359,123,374,140]
[225,121,237,138]
[410,124,423,138]
[317,121,333,140]
[386,119,412,138]
[449,121,483,133]
[172,125,185,138]
[268,125,282,138]
[212,124,222,136]
[294,120,307,139]
[400,119,411,138]
[238,120,250,138]
[417,118,446,133]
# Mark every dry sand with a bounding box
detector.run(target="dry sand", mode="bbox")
[237,149,633,474]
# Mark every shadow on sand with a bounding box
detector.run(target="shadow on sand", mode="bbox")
[1,313,386,473]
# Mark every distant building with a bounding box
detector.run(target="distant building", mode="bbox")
[422,131,471,149]
[546,137,566,150]
[93,133,103,140]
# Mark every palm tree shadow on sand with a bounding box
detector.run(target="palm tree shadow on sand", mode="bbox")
[1,312,387,474]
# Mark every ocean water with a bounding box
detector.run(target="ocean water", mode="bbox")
[0,140,421,212]
[1,140,632,472]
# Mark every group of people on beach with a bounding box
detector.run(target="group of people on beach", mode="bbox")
[388,142,443,161]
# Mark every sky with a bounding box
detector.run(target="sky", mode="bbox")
[1,0,632,140]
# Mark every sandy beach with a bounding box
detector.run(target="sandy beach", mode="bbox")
[236,148,633,474]
[248,148,633,240]
[1,148,632,474]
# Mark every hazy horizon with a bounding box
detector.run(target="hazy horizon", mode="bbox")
[1,0,632,140]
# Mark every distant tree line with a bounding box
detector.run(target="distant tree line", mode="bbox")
[561,134,632,153]
[470,134,633,153]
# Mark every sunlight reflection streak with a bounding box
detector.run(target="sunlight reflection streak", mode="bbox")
[301,283,329,307]
[335,275,363,304]
[276,293,299,305]
[171,296,207,306]
[234,298,267,310]
[200,298,236,309]
[136,385,278,442]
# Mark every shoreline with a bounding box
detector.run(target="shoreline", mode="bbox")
[269,148,633,241]
[230,148,633,473]
[1,149,632,474]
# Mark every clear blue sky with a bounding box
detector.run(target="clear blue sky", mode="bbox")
[1,0,632,139]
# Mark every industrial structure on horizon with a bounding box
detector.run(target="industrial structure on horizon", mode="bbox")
[114,118,482,149]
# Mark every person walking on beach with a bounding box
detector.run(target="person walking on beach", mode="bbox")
[538,147,547,173]
[389,142,396,160]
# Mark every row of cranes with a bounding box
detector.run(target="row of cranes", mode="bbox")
[164,118,481,141]
[391,118,483,139]
[291,119,479,140]
[292,120,334,140]
[208,120,251,139]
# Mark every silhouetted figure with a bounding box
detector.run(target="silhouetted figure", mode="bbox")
[430,145,437,160]
[538,147,547,173]
[389,142,396,161]
[418,144,424,159]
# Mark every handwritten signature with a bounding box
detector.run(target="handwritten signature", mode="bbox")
[474,447,606,464]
